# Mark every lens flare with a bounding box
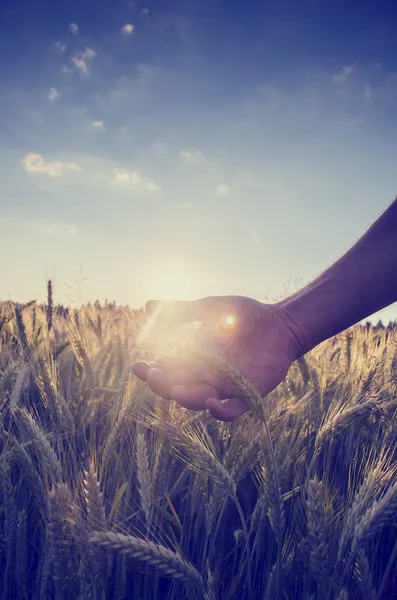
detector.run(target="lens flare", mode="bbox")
[224,314,235,327]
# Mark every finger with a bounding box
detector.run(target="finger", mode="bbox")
[146,367,208,400]
[132,356,204,383]
[153,355,219,381]
[205,396,249,422]
[147,368,175,399]
[171,384,220,411]
[152,355,198,371]
[131,361,152,382]
[153,356,236,397]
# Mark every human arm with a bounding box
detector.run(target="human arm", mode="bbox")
[276,195,397,356]
[132,195,397,421]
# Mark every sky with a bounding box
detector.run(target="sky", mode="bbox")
[1,0,397,323]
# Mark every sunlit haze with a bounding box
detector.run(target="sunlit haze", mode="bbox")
[147,266,193,301]
[1,0,396,323]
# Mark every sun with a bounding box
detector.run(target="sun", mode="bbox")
[148,268,194,301]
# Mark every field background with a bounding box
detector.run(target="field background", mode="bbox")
[0,284,397,600]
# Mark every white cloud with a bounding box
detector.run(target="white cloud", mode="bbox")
[180,149,203,164]
[71,47,96,75]
[83,47,96,60]
[216,184,230,197]
[364,84,372,101]
[333,66,354,84]
[121,23,135,35]
[91,120,105,130]
[22,153,82,177]
[69,22,79,36]
[55,41,66,52]
[61,65,70,74]
[72,57,88,74]
[142,8,150,15]
[110,167,161,192]
[48,88,59,102]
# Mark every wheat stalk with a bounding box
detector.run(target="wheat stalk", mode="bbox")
[306,476,329,589]
[17,407,62,482]
[9,365,30,415]
[158,420,236,496]
[316,400,379,452]
[84,461,106,531]
[89,531,204,587]
[16,510,28,600]
[353,480,397,550]
[46,279,53,333]
[354,549,375,600]
[136,432,152,526]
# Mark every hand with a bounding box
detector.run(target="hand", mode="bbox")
[131,296,306,422]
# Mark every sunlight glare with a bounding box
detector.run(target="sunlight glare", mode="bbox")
[224,314,235,326]
[149,269,193,301]
[136,268,194,348]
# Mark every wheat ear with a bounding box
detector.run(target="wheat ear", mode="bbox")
[89,531,204,587]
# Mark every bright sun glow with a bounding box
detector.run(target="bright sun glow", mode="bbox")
[148,268,194,301]
[224,314,235,326]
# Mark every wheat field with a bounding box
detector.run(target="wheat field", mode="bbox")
[0,283,397,600]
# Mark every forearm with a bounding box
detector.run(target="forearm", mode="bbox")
[277,196,397,356]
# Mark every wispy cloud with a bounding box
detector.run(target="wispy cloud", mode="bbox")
[364,84,372,101]
[215,184,230,197]
[136,63,155,76]
[83,47,96,60]
[142,8,150,15]
[121,23,135,35]
[72,57,89,75]
[333,66,354,84]
[91,120,105,130]
[180,149,203,164]
[69,22,79,36]
[55,41,66,52]
[47,88,59,102]
[22,153,82,177]
[71,47,96,75]
[110,167,161,191]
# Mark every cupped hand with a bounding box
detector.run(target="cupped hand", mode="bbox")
[131,296,306,422]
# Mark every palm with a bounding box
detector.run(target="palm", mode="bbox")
[131,296,303,421]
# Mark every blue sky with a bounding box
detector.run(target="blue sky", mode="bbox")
[1,0,397,322]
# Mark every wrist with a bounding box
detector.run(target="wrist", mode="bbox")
[274,269,353,356]
[272,298,314,359]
